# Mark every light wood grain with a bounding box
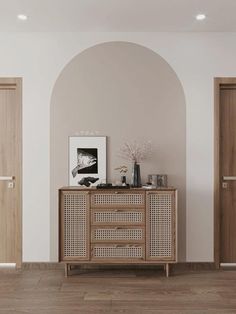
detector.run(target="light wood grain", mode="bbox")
[0,78,22,268]
[0,268,236,313]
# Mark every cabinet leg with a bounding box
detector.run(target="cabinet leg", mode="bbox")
[165,263,170,277]
[65,263,69,277]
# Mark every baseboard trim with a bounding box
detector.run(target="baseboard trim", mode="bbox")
[22,262,216,271]
[22,262,64,270]
[173,262,216,272]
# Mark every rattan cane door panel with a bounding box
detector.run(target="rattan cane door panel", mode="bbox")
[146,191,176,261]
[91,192,145,208]
[60,191,90,261]
[91,209,145,226]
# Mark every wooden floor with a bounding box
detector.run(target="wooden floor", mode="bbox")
[0,267,236,313]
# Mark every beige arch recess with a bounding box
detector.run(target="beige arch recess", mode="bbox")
[50,41,186,262]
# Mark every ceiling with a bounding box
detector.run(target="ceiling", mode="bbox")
[1,0,236,32]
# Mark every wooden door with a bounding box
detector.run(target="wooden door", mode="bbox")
[220,85,236,263]
[0,78,22,268]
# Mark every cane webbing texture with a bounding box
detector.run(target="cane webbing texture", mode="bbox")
[92,245,143,259]
[148,193,173,258]
[93,193,144,206]
[93,210,144,224]
[92,228,143,241]
[63,193,88,258]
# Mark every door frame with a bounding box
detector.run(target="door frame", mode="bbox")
[0,78,22,268]
[214,77,236,268]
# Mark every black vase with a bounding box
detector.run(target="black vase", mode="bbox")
[131,162,141,187]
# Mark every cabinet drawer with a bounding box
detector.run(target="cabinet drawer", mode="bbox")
[91,244,145,260]
[91,226,144,243]
[91,209,145,225]
[91,192,145,208]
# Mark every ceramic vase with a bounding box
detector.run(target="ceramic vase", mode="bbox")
[131,162,141,187]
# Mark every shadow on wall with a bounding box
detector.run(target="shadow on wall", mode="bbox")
[50,41,186,262]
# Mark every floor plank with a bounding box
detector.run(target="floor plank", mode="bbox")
[0,268,236,313]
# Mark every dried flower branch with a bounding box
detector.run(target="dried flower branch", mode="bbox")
[114,165,128,174]
[118,141,152,163]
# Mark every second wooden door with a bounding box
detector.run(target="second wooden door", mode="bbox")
[0,78,22,267]
[220,84,236,263]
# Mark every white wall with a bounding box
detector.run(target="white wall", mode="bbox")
[1,32,235,262]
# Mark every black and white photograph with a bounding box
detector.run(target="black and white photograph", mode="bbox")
[69,136,106,186]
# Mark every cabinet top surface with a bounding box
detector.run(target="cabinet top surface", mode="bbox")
[59,186,176,192]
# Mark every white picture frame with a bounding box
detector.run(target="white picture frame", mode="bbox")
[69,136,106,186]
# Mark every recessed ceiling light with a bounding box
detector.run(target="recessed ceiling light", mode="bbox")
[17,14,28,21]
[196,14,206,21]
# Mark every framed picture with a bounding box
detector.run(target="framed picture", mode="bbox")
[69,136,106,186]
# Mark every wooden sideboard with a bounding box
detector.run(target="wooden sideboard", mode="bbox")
[59,187,177,277]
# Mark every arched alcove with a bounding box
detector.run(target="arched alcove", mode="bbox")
[50,41,186,261]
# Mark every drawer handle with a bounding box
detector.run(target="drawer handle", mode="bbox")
[115,244,131,248]
[115,244,139,248]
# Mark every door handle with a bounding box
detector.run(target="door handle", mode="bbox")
[0,176,14,181]
[223,176,236,181]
